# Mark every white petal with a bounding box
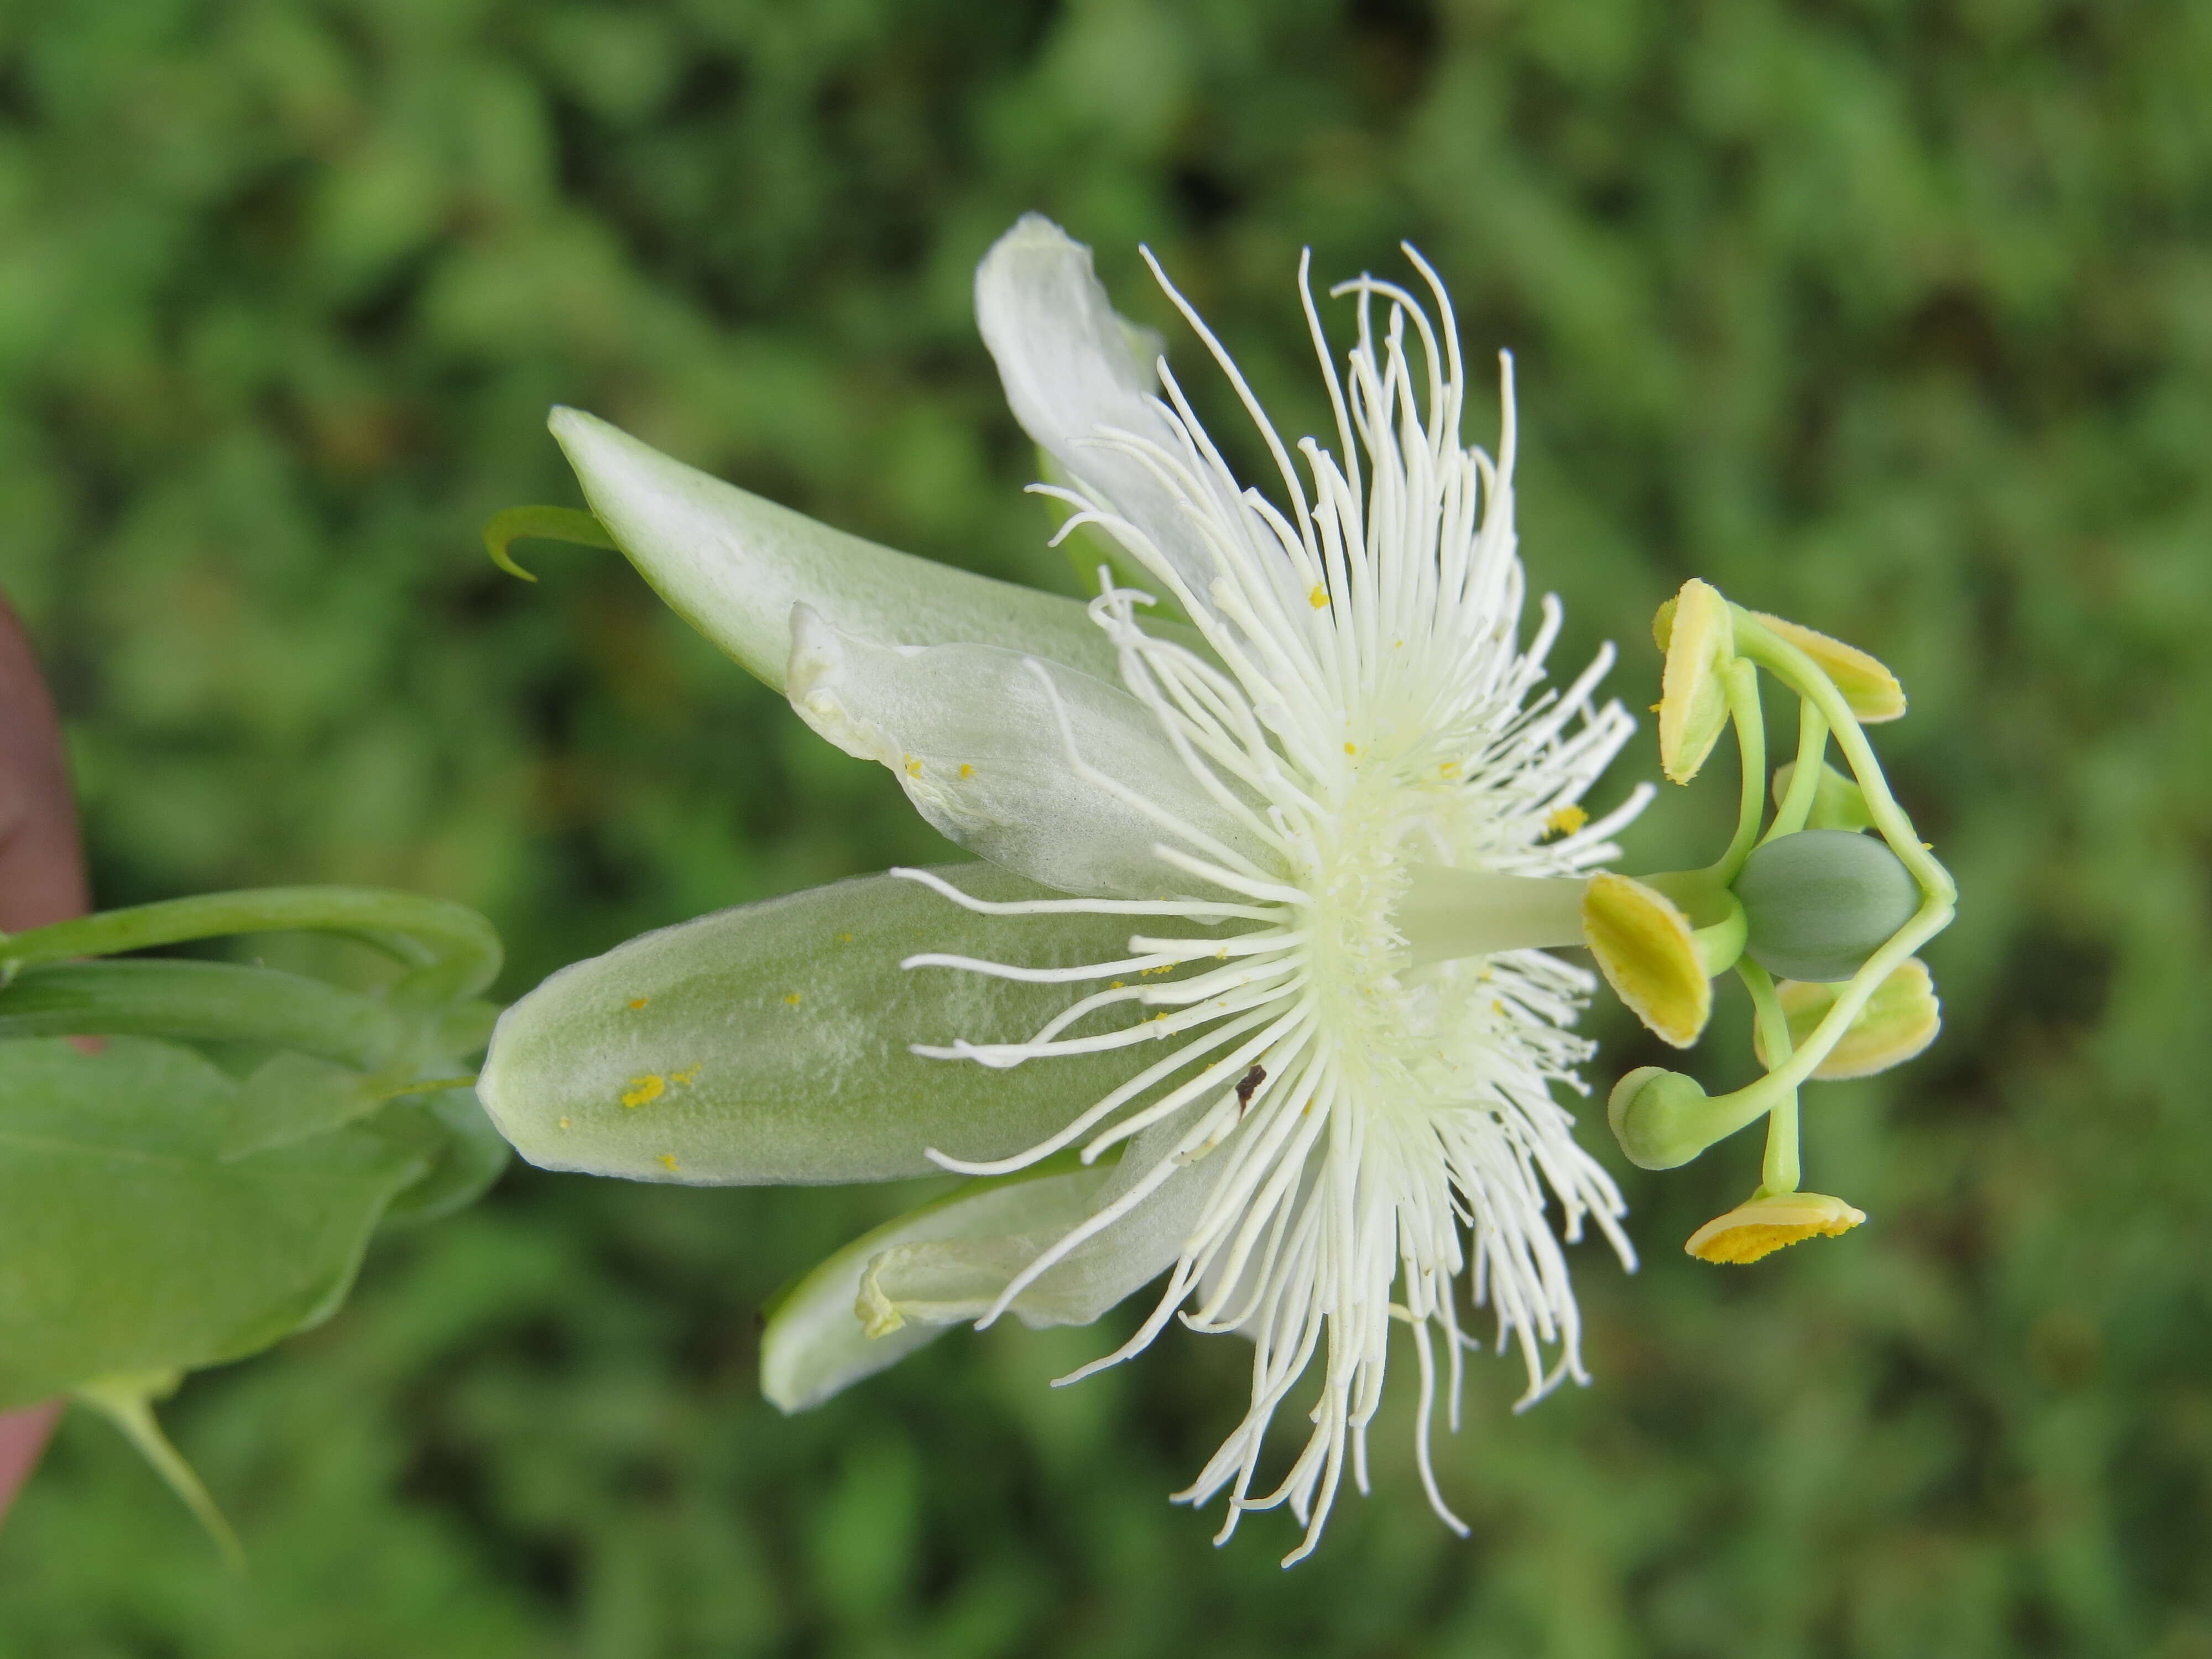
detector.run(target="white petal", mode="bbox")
[549,406,1120,690]
[974,215,1222,593]
[786,604,1272,899]
[759,1162,1112,1413]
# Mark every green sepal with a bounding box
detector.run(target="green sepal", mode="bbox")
[478,864,1197,1186]
[367,1087,512,1228]
[0,1037,427,1410]
[760,1154,1110,1413]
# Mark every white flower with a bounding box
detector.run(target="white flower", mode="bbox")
[481,216,1653,1563]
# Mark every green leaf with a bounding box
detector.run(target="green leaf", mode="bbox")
[760,1157,1112,1412]
[478,864,1206,1185]
[0,1036,427,1410]
[549,408,1124,690]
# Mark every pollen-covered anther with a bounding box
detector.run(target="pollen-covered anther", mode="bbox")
[1582,872,1711,1047]
[1685,1191,1866,1264]
[1651,578,1736,785]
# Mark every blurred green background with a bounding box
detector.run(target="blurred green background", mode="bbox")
[2,0,2208,1653]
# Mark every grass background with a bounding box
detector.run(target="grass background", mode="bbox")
[2,0,2209,1653]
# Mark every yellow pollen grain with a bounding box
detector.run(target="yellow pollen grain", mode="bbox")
[783,993,802,1007]
[620,1074,666,1109]
[1545,803,1590,837]
[627,997,649,1010]
[836,932,854,943]
[1308,585,1328,609]
[1649,701,1663,713]
[671,1065,701,1084]
[658,1153,680,1173]
[1440,761,1460,778]
[959,763,975,779]
[1215,946,1228,959]
[1344,742,1358,757]
[904,754,922,779]
[1110,979,1125,989]
[557,1115,571,1130]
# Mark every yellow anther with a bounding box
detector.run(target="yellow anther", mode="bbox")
[658,1153,680,1173]
[1754,957,1942,1080]
[1653,578,1735,785]
[1746,611,1906,723]
[1582,872,1712,1048]
[1543,803,1589,837]
[1686,1191,1865,1264]
[1309,585,1329,609]
[620,1074,666,1109]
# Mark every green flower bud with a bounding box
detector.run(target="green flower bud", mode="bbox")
[1733,829,1919,983]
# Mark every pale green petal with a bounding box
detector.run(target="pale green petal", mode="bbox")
[787,604,1270,899]
[759,1160,1111,1412]
[975,215,1226,594]
[477,865,1182,1186]
[864,1105,1213,1332]
[547,406,1120,688]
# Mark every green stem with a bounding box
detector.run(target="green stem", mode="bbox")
[1764,700,1829,844]
[0,961,408,1070]
[0,888,502,1002]
[1738,959,1800,1194]
[1709,659,1767,886]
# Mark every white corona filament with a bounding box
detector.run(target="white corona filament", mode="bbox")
[899,248,1642,1565]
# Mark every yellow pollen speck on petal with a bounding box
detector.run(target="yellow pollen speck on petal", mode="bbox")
[1344,742,1358,757]
[1686,1192,1866,1264]
[836,932,854,943]
[671,1065,701,1084]
[1545,804,1589,837]
[627,997,649,1010]
[659,1154,680,1173]
[1440,761,1460,778]
[1309,585,1328,609]
[959,763,975,779]
[557,1116,571,1130]
[904,754,922,779]
[1648,701,1663,713]
[1215,946,1228,959]
[783,993,801,1007]
[1110,980,1125,989]
[620,1074,665,1109]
